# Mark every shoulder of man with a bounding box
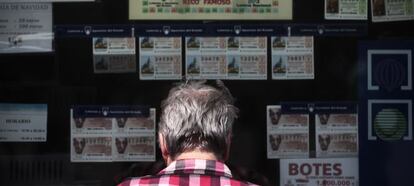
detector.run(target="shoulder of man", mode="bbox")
[117,174,259,186]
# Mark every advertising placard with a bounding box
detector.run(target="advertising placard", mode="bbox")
[267,105,309,159]
[0,3,53,53]
[371,0,414,22]
[325,0,368,20]
[0,0,94,2]
[358,41,414,186]
[271,36,314,80]
[280,158,359,186]
[315,104,358,158]
[70,105,156,162]
[267,102,358,159]
[129,0,292,20]
[139,37,182,80]
[0,103,47,142]
[92,37,136,74]
[186,36,267,80]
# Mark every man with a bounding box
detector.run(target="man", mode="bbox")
[118,80,257,186]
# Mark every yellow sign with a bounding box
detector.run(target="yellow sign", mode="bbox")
[129,0,292,20]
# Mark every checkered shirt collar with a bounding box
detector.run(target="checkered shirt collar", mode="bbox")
[158,159,233,178]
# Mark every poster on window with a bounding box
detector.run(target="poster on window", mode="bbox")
[267,105,309,159]
[129,0,292,20]
[92,37,136,74]
[112,135,155,161]
[371,0,414,22]
[358,40,414,186]
[280,158,359,186]
[0,103,47,142]
[315,115,359,158]
[315,104,358,158]
[139,37,182,80]
[271,36,314,80]
[0,0,94,2]
[0,3,53,54]
[186,36,267,80]
[70,105,156,162]
[267,102,358,159]
[325,0,368,20]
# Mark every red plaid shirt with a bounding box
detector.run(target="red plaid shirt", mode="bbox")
[118,159,257,186]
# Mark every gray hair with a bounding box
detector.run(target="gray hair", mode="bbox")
[158,80,238,160]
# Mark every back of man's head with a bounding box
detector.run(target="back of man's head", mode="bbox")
[158,80,238,161]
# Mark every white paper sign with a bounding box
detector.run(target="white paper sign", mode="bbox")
[280,158,359,186]
[70,106,156,162]
[371,0,414,22]
[316,113,359,158]
[0,3,53,53]
[0,103,47,142]
[325,0,368,20]
[272,36,314,80]
[139,37,182,80]
[186,37,267,80]
[267,105,310,159]
[92,37,136,74]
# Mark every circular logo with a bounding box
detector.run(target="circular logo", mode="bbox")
[374,59,406,92]
[374,108,407,141]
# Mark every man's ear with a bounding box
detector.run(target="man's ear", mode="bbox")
[158,133,169,162]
